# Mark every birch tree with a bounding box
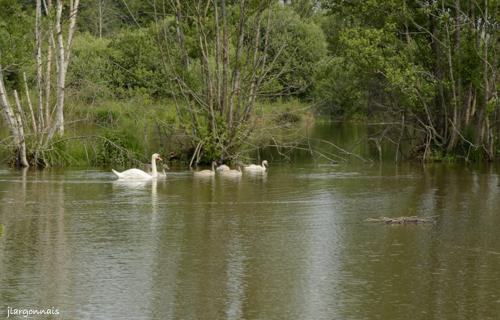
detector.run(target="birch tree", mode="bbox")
[0,0,80,167]
[48,0,80,139]
[0,65,29,167]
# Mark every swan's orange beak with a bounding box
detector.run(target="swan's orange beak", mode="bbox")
[157,156,163,161]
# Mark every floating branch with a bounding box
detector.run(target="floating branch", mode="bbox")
[366,216,435,224]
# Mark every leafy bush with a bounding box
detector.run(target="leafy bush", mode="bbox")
[313,57,366,117]
[107,28,168,98]
[94,109,119,126]
[264,6,328,98]
[68,33,113,102]
[0,0,34,89]
[95,129,143,167]
[274,111,301,124]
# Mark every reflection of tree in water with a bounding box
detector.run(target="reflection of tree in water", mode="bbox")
[148,175,254,319]
[1,165,500,319]
[0,169,71,310]
[224,220,246,320]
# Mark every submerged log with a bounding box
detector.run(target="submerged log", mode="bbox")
[366,216,435,224]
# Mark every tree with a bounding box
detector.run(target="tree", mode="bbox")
[153,0,290,163]
[0,64,29,167]
[49,0,81,138]
[318,0,499,161]
[263,6,327,98]
[0,0,81,167]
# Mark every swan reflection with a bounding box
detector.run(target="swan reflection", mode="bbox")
[244,170,268,182]
[113,179,151,189]
[112,178,159,204]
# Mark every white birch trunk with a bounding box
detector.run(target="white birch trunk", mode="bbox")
[36,0,44,129]
[12,91,29,167]
[45,42,53,128]
[23,72,38,133]
[0,66,29,167]
[53,0,66,136]
[49,0,79,139]
[44,0,54,128]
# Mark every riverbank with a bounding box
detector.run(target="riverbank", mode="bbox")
[0,98,313,168]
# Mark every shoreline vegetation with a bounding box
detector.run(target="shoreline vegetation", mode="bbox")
[2,97,315,168]
[1,1,498,168]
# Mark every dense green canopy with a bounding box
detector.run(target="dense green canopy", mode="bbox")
[0,0,498,164]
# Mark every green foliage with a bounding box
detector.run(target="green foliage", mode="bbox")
[77,0,158,37]
[427,149,457,163]
[265,6,327,97]
[2,0,498,165]
[316,1,439,116]
[290,0,317,19]
[317,0,499,160]
[94,109,119,126]
[313,56,366,117]
[69,27,175,102]
[94,129,143,167]
[0,0,33,89]
[68,33,113,102]
[107,28,168,98]
[274,111,301,124]
[39,138,87,167]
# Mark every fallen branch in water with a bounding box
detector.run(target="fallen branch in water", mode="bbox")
[366,216,435,224]
[314,138,371,163]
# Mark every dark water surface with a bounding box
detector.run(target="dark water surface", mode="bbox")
[1,161,500,320]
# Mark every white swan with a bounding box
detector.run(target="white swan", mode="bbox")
[112,153,163,180]
[244,160,268,172]
[145,163,169,178]
[194,161,216,177]
[216,164,230,172]
[220,166,242,178]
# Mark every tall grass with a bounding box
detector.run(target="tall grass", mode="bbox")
[0,94,312,167]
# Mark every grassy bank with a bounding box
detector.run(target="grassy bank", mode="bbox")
[0,97,313,168]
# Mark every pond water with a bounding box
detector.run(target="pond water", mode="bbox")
[1,125,500,319]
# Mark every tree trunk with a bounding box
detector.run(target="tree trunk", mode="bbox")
[35,0,44,129]
[44,0,54,128]
[229,0,246,131]
[444,0,459,152]
[98,0,103,38]
[0,65,29,167]
[13,91,29,167]
[174,0,188,68]
[429,13,448,141]
[481,2,492,159]
[221,0,229,114]
[23,72,38,133]
[49,0,80,139]
[54,0,66,136]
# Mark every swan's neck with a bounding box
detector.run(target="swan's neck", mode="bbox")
[211,162,215,171]
[151,156,158,177]
[262,161,266,168]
